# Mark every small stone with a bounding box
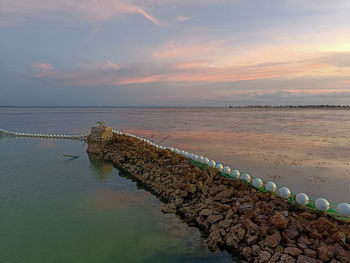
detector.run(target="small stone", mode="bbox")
[317,244,335,262]
[270,213,289,229]
[265,231,281,248]
[284,247,302,257]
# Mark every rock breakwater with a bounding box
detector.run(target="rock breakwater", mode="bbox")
[90,132,350,263]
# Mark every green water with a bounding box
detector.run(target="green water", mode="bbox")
[0,137,232,263]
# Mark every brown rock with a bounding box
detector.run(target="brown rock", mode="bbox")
[259,251,272,262]
[267,251,281,263]
[208,214,224,224]
[214,188,234,200]
[270,213,289,230]
[265,231,281,248]
[297,235,311,250]
[185,183,196,194]
[199,208,214,217]
[304,248,317,258]
[174,197,183,207]
[239,204,254,213]
[237,226,246,241]
[297,255,318,263]
[280,253,296,263]
[284,223,300,239]
[313,217,337,234]
[207,229,222,251]
[299,212,318,220]
[245,235,258,245]
[332,231,346,245]
[218,219,233,229]
[317,244,335,262]
[284,247,302,257]
[242,246,254,260]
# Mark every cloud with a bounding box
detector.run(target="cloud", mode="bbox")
[0,0,159,25]
[32,63,54,78]
[105,61,121,70]
[175,15,191,23]
[78,61,120,71]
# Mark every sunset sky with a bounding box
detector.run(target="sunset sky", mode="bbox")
[1,0,350,106]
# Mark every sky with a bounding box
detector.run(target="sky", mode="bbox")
[1,0,350,106]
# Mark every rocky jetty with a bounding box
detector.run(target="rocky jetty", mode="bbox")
[88,129,350,263]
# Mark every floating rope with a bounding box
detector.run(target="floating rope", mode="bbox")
[111,129,350,221]
[0,128,88,140]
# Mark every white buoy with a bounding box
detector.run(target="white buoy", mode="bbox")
[208,160,216,168]
[279,187,291,199]
[222,166,231,174]
[252,178,263,188]
[266,181,277,192]
[215,163,223,171]
[337,203,350,217]
[241,173,251,182]
[202,157,209,164]
[193,155,198,160]
[315,198,330,212]
[198,156,204,162]
[296,193,309,206]
[230,170,240,178]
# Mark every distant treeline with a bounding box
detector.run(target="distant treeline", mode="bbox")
[228,105,350,109]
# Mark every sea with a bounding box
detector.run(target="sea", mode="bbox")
[0,107,349,262]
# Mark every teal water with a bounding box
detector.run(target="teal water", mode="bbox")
[0,137,232,263]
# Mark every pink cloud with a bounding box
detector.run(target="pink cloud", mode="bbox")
[105,60,120,70]
[32,63,54,77]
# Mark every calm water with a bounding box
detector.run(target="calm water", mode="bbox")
[0,107,349,202]
[0,138,232,263]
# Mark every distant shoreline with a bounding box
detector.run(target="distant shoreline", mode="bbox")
[0,105,350,109]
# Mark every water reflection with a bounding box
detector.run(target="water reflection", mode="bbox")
[88,153,113,182]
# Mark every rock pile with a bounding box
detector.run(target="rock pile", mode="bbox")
[94,133,350,263]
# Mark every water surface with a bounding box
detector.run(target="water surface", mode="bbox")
[1,107,349,202]
[0,137,232,263]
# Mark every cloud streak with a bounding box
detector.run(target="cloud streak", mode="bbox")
[0,0,159,25]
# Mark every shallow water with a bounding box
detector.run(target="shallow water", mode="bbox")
[0,138,233,263]
[0,107,349,202]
